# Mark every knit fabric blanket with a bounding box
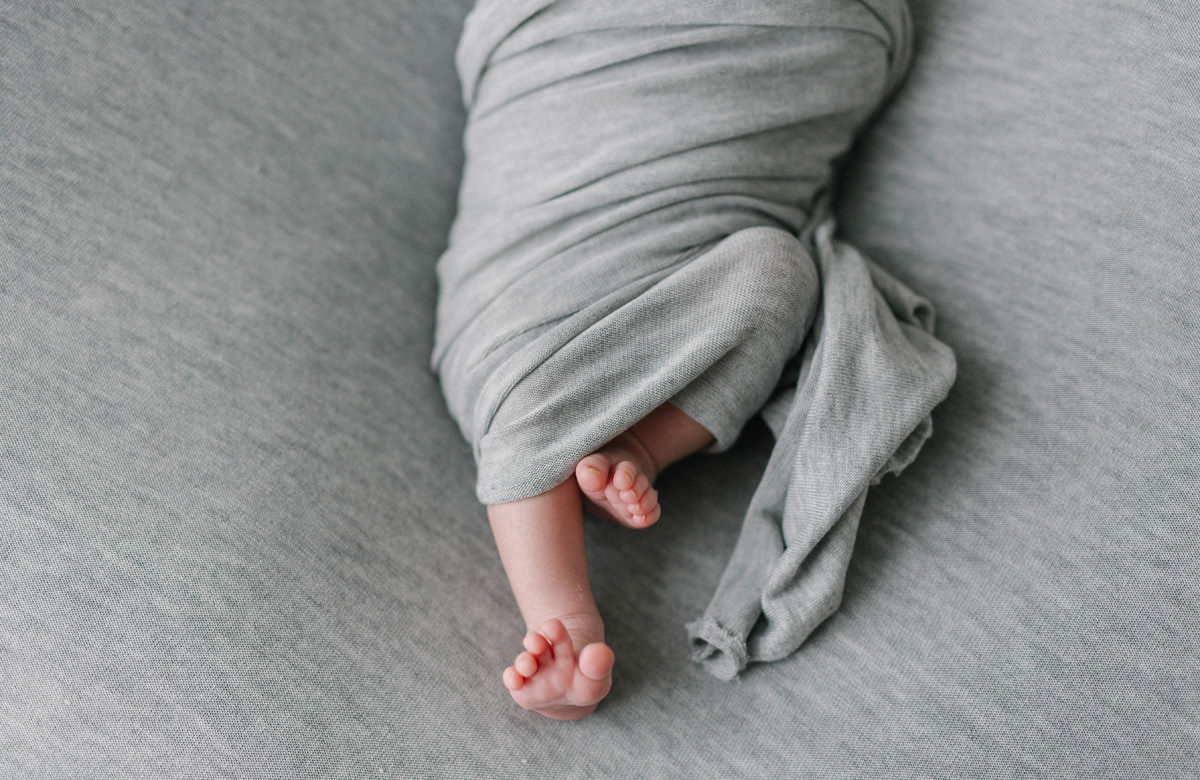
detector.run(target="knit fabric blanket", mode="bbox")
[433,0,957,679]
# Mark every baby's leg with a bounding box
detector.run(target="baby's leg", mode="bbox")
[488,403,712,718]
[576,402,714,528]
[488,479,614,720]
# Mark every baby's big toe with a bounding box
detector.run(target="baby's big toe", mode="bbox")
[577,643,615,682]
[575,455,610,495]
[573,642,615,704]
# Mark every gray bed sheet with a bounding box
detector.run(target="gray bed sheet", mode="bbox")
[2,1,1197,778]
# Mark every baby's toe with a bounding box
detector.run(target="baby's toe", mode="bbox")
[612,461,638,492]
[503,666,525,691]
[628,484,659,519]
[575,455,610,495]
[514,651,538,678]
[638,484,658,512]
[619,472,652,504]
[604,483,631,519]
[523,631,550,656]
[538,619,575,664]
[630,502,661,528]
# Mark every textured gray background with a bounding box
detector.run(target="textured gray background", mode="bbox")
[2,1,1197,778]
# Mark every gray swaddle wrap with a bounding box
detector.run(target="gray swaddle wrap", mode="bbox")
[433,0,957,679]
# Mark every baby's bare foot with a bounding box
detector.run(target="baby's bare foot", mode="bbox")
[502,616,614,720]
[575,434,660,529]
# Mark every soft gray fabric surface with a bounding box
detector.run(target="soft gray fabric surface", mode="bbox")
[3,0,1198,778]
[2,1,476,775]
[435,0,955,679]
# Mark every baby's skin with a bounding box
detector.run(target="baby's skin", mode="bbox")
[486,402,713,719]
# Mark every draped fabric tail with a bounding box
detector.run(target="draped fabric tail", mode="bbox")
[688,211,956,679]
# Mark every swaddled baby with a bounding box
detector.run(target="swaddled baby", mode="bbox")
[433,0,954,719]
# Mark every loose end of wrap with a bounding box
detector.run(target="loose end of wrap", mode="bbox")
[686,617,748,681]
[872,415,934,485]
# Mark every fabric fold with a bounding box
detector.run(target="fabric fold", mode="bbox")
[687,210,956,679]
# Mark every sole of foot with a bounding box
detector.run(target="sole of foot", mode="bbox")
[575,451,660,529]
[502,618,614,720]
